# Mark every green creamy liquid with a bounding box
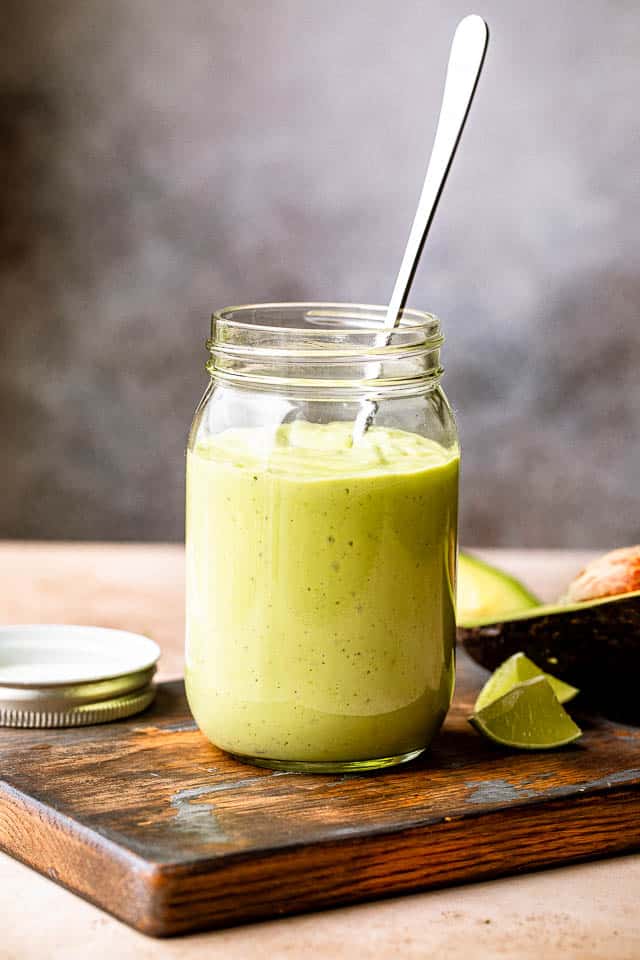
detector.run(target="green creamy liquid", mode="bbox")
[185,421,459,764]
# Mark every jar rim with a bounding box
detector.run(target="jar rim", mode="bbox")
[206,302,444,395]
[211,302,441,341]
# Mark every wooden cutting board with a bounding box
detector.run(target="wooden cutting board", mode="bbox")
[1,651,640,938]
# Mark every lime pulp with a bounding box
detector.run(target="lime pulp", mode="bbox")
[474,651,579,713]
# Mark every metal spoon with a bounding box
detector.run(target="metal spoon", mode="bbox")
[384,14,489,329]
[352,14,489,442]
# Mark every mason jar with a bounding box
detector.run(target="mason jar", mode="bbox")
[185,303,459,772]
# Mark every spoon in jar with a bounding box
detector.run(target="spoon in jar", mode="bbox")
[353,14,489,440]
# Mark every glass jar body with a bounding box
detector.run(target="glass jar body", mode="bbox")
[185,304,459,772]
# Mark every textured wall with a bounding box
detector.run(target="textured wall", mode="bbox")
[1,0,639,546]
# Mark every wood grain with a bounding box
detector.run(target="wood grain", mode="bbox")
[1,652,639,937]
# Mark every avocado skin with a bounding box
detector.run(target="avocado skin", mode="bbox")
[459,593,640,723]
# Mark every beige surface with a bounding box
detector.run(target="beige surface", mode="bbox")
[1,542,638,959]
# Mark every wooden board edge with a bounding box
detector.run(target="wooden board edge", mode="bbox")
[148,785,640,937]
[0,781,166,933]
[2,778,640,937]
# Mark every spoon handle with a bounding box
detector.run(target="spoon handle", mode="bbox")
[384,15,489,329]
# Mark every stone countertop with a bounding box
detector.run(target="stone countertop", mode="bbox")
[1,542,638,959]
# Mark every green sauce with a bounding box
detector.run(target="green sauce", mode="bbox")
[185,421,459,764]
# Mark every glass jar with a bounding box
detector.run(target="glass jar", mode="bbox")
[185,303,459,772]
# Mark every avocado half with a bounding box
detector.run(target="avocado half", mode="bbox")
[457,552,640,721]
[457,553,539,626]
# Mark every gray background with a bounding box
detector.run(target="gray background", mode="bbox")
[1,0,638,546]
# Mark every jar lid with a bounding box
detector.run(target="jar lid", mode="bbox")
[0,625,160,728]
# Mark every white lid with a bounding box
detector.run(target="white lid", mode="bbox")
[0,625,160,727]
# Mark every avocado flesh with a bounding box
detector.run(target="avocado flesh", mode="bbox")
[460,589,640,722]
[457,552,540,628]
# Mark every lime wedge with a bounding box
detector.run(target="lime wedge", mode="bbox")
[474,651,579,713]
[470,676,582,750]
